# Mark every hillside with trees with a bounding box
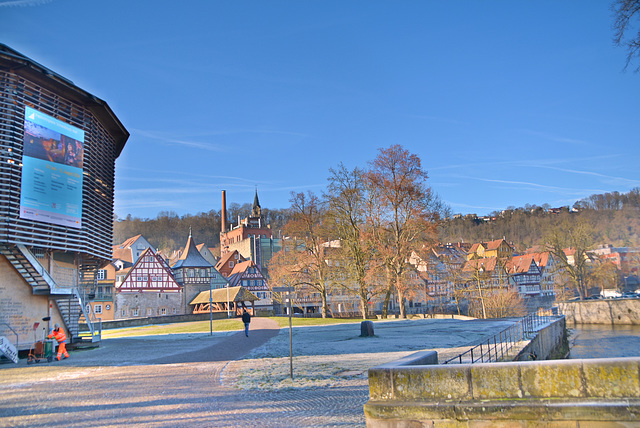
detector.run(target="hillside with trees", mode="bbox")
[438,188,640,251]
[113,204,289,254]
[114,188,640,256]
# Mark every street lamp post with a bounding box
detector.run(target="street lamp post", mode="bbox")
[273,284,294,380]
[209,281,213,336]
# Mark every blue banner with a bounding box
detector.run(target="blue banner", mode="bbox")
[20,107,84,229]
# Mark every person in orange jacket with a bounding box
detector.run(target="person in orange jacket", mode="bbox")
[47,323,69,361]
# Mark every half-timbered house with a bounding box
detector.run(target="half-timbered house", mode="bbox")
[172,230,225,311]
[506,254,543,297]
[115,247,182,319]
[227,260,272,311]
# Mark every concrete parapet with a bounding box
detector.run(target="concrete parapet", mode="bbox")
[365,357,640,426]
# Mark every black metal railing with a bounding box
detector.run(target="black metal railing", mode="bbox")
[443,309,560,364]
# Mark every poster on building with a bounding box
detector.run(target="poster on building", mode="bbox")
[20,106,84,229]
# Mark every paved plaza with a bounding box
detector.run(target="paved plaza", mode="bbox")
[0,317,517,427]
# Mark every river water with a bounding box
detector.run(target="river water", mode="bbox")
[568,324,640,359]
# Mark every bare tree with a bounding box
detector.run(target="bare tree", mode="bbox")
[545,218,595,300]
[613,0,640,71]
[325,163,375,319]
[270,191,332,318]
[365,145,441,318]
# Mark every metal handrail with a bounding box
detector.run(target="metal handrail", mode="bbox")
[0,323,19,349]
[443,309,559,364]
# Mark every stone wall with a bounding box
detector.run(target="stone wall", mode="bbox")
[365,356,640,427]
[85,311,229,330]
[559,298,640,324]
[115,291,185,319]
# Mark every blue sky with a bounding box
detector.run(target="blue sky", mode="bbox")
[2,1,638,219]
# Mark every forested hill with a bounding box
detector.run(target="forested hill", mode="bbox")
[113,204,290,253]
[439,189,640,251]
[114,189,640,255]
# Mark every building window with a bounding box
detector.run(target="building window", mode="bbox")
[133,308,139,317]
[229,261,234,268]
[161,308,166,315]
[97,269,106,280]
[147,308,152,316]
[94,304,103,314]
[188,269,194,278]
[201,268,208,277]
[173,308,177,314]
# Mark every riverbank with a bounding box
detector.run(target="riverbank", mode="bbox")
[559,298,640,324]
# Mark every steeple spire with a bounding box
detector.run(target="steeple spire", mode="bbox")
[252,187,261,217]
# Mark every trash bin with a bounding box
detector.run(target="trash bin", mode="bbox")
[44,339,53,362]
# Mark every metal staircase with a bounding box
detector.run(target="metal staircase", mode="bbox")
[0,244,54,295]
[0,243,100,344]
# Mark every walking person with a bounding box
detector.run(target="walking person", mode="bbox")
[242,309,251,337]
[47,323,69,361]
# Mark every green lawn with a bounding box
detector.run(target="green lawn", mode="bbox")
[269,316,365,328]
[102,316,365,338]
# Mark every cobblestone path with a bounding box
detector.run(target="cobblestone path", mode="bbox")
[0,318,368,427]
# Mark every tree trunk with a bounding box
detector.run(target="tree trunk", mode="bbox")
[398,288,406,318]
[381,288,392,318]
[321,289,329,318]
[359,283,369,320]
[360,297,368,320]
[381,267,393,317]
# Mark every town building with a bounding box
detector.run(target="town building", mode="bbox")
[172,230,229,312]
[467,238,514,261]
[113,234,154,265]
[226,259,272,311]
[116,247,183,319]
[0,44,128,351]
[506,254,543,296]
[215,249,247,278]
[219,190,282,276]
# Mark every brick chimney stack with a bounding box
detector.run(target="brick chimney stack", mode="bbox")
[221,190,227,233]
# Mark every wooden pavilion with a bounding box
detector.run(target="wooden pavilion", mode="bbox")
[189,286,258,316]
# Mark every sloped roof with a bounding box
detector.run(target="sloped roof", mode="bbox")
[469,243,482,253]
[530,251,551,268]
[227,260,265,287]
[112,247,133,264]
[463,257,498,272]
[118,234,143,249]
[486,238,511,251]
[506,254,538,274]
[189,286,258,305]
[172,233,213,269]
[215,250,245,272]
[229,260,254,277]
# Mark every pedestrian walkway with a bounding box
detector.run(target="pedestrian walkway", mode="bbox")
[0,317,517,427]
